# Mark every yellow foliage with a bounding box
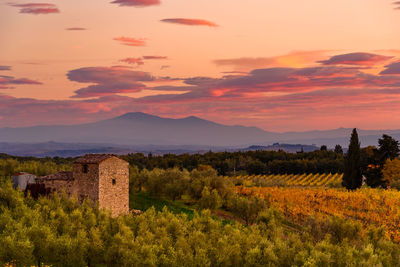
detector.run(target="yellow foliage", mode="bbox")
[382,158,400,187]
[235,186,400,242]
[235,173,343,187]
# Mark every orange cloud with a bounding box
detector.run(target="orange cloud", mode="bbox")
[214,51,328,69]
[161,18,218,27]
[113,37,146,47]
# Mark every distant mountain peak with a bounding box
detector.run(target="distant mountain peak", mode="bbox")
[114,112,160,120]
[181,115,208,122]
[184,115,200,120]
[115,112,211,123]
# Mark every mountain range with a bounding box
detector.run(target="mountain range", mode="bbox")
[0,112,399,156]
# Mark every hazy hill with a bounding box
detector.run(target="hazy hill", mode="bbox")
[0,112,399,152]
[0,112,275,147]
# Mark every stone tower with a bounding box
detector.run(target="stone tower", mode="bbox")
[73,154,129,217]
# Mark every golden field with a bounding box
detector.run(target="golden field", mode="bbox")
[235,186,400,242]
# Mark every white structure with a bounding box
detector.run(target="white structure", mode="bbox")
[12,172,36,191]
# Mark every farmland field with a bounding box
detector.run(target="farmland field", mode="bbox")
[235,186,400,242]
[234,173,343,187]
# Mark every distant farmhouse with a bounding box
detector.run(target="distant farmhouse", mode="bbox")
[12,154,129,217]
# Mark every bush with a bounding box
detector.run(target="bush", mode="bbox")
[1,180,400,266]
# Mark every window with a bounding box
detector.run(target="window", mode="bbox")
[112,179,116,185]
[83,164,88,173]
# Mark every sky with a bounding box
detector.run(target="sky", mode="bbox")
[1,0,400,132]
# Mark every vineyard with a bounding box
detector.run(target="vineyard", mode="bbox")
[234,173,343,187]
[235,186,400,242]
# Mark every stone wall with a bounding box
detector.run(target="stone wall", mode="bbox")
[35,171,77,198]
[38,178,76,196]
[98,157,129,217]
[73,163,100,203]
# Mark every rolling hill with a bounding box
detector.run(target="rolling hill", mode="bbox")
[0,112,399,156]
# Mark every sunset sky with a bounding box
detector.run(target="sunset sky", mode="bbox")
[1,0,400,131]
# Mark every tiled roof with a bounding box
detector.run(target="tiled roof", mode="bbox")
[74,154,117,164]
[12,172,29,176]
[39,171,74,181]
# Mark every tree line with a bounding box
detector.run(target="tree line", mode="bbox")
[0,149,345,177]
[342,129,400,190]
[122,149,345,175]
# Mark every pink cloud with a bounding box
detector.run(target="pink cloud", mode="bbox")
[113,37,146,47]
[110,0,160,7]
[318,52,392,66]
[161,18,218,27]
[3,51,400,130]
[393,1,400,10]
[8,3,60,14]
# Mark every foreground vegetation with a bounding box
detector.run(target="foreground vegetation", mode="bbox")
[236,186,400,243]
[1,132,400,265]
[2,180,400,267]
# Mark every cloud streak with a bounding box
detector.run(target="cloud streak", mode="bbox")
[214,51,329,69]
[8,3,60,14]
[161,18,218,27]
[0,66,11,71]
[110,0,160,7]
[380,62,400,75]
[120,55,168,66]
[393,1,400,10]
[0,75,42,89]
[120,57,144,66]
[65,27,87,31]
[318,52,392,66]
[143,56,168,60]
[67,66,154,98]
[113,37,146,47]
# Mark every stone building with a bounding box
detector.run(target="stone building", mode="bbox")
[12,172,36,191]
[26,154,129,217]
[73,154,129,217]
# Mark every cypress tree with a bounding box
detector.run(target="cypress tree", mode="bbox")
[342,128,362,190]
